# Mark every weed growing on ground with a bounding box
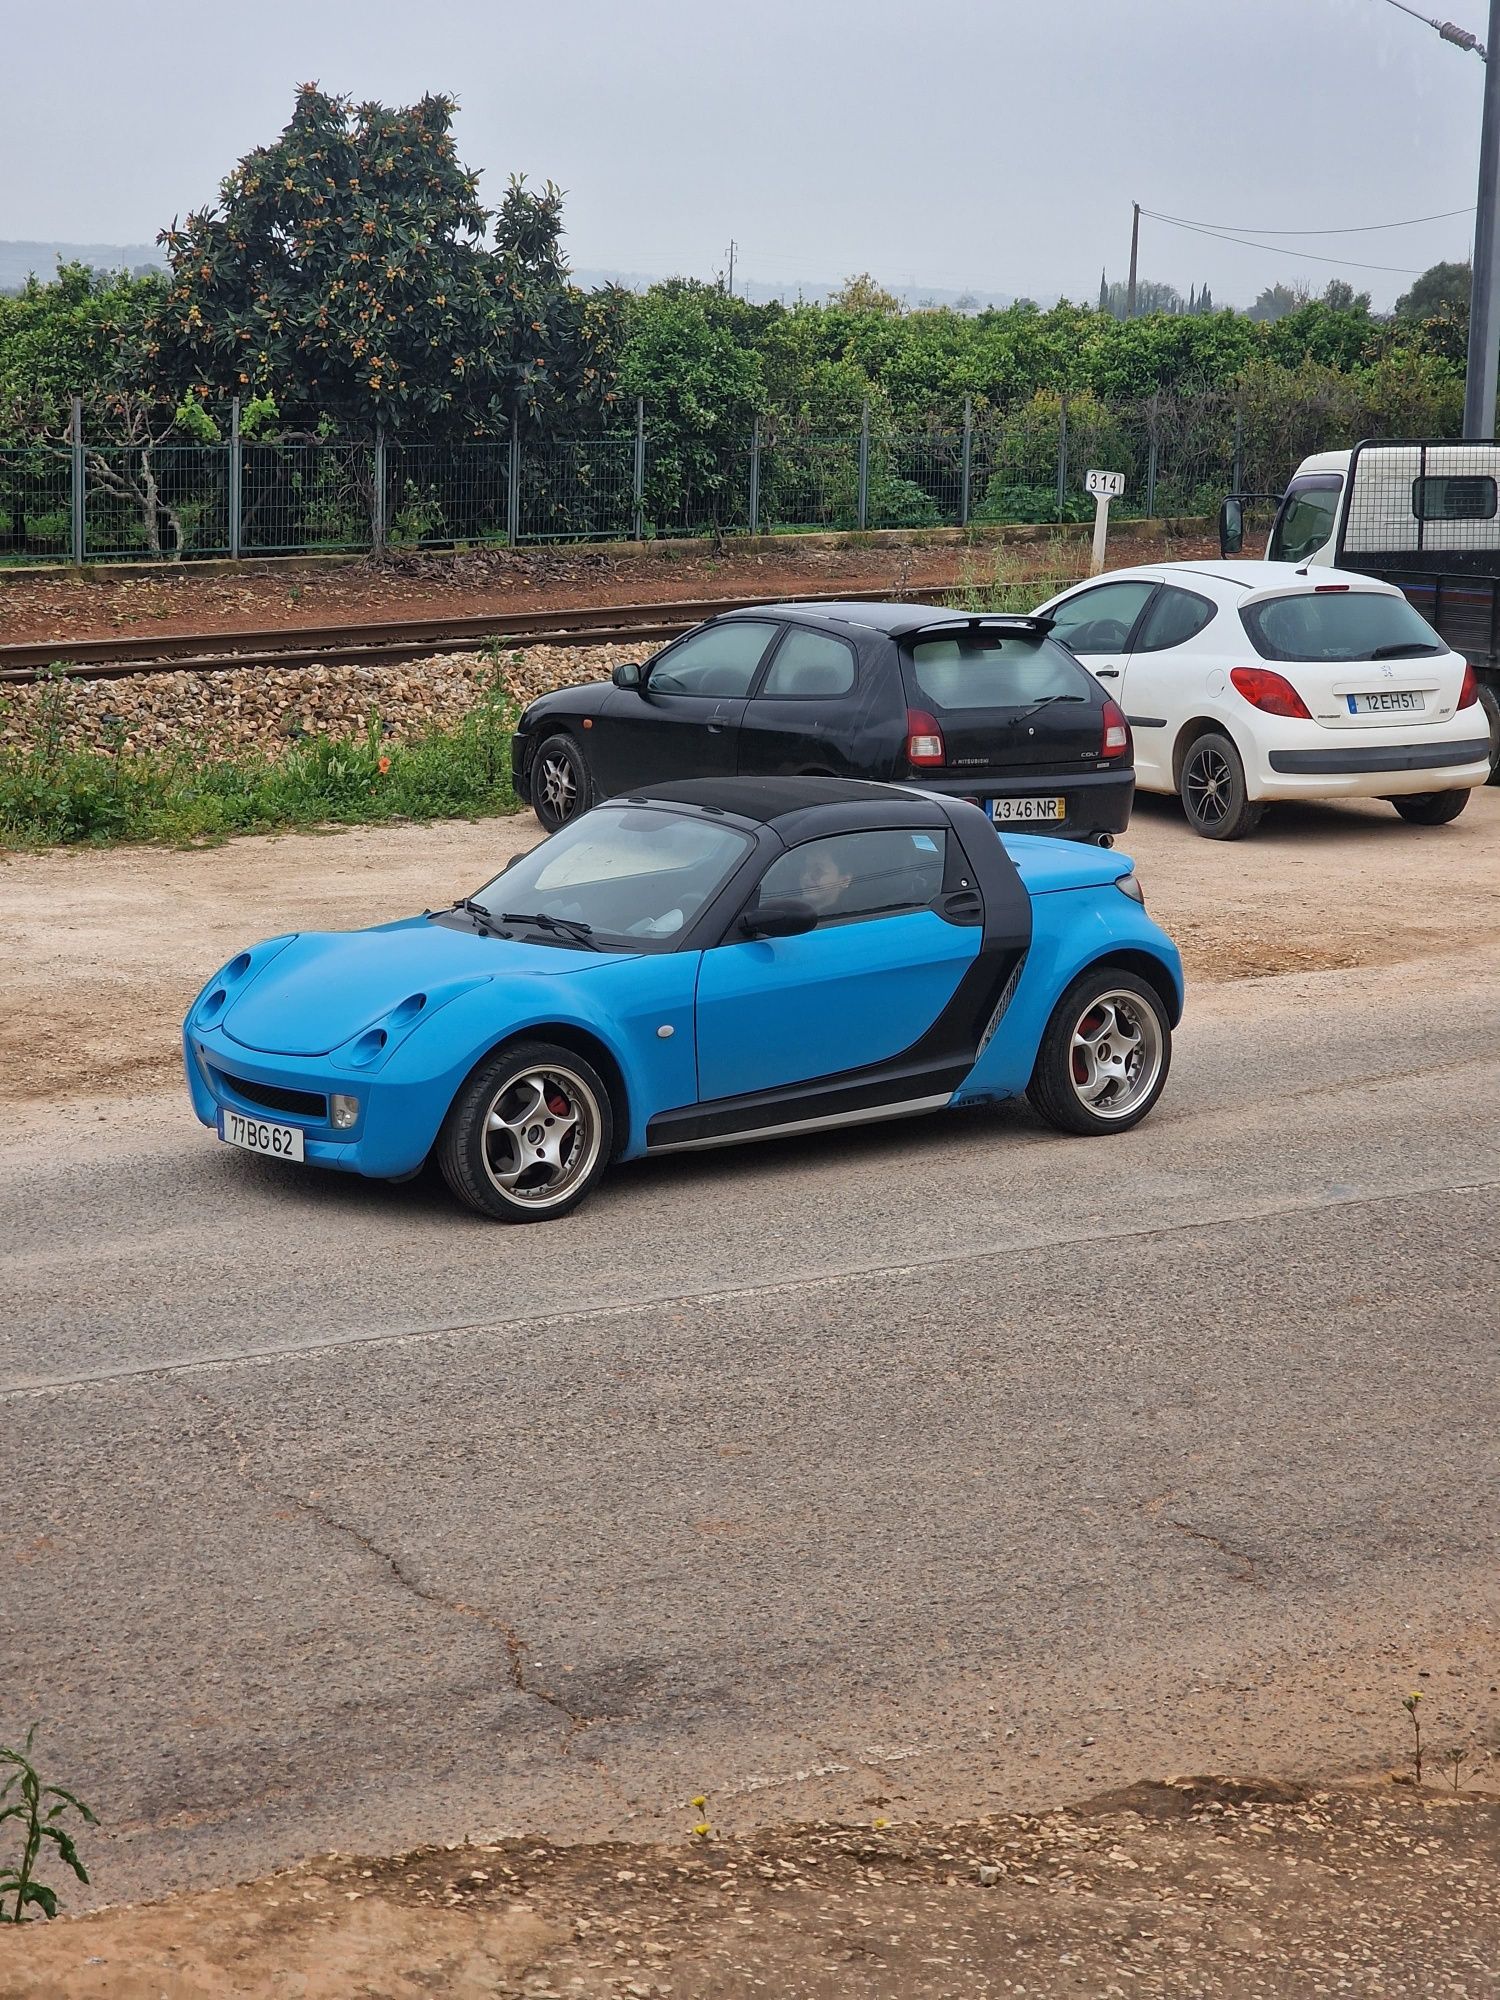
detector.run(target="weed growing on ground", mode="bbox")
[1402,1691,1424,1785]
[945,540,1079,614]
[0,1727,96,1922]
[0,667,520,848]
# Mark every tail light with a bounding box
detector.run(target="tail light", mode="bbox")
[1101,696,1131,759]
[1458,661,1479,710]
[1230,666,1313,719]
[906,707,945,767]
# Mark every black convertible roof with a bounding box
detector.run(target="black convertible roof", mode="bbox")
[620,775,947,835]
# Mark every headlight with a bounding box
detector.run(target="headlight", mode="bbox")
[330,1094,360,1130]
[1115,872,1146,906]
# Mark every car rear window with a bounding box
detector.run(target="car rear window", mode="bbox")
[1240,590,1444,663]
[903,631,1092,710]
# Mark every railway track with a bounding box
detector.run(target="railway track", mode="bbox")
[0,585,959,684]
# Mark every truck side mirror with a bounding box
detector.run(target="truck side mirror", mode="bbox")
[1219,497,1244,558]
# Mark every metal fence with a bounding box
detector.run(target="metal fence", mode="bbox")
[0,389,1454,566]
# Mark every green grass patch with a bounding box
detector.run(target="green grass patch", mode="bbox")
[944,539,1081,615]
[0,676,520,849]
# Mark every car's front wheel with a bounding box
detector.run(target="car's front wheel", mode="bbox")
[437,1040,613,1221]
[1026,968,1172,1136]
[531,733,592,833]
[1179,731,1263,840]
[1391,788,1471,826]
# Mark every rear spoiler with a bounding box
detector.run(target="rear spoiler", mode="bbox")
[892,611,1057,639]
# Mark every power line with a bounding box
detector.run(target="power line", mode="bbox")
[1377,0,1487,57]
[1141,204,1474,237]
[1139,209,1443,275]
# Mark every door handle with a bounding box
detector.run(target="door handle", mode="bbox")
[941,889,983,924]
[707,722,728,733]
[1094,667,1121,679]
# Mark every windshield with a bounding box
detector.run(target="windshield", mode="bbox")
[469,806,752,950]
[1241,590,1445,663]
[903,631,1092,710]
[1268,476,1342,564]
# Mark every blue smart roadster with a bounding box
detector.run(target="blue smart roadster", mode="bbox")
[183,778,1184,1222]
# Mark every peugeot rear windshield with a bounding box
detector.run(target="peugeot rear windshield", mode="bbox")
[1240,590,1445,663]
[901,629,1093,710]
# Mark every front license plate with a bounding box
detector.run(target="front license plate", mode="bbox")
[991,796,1066,823]
[218,1109,305,1162]
[1347,690,1425,714]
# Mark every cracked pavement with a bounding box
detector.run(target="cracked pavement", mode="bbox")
[2,935,1498,1911]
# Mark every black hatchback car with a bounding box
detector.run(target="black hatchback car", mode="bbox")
[511,600,1135,840]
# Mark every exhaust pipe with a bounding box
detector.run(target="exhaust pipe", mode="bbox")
[1094,832,1115,848]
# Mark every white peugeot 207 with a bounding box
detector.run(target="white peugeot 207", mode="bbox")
[1035,560,1490,839]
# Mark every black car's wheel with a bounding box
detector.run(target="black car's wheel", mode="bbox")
[531,733,592,833]
[1026,967,1172,1137]
[1179,730,1263,841]
[437,1040,613,1222]
[1391,788,1471,826]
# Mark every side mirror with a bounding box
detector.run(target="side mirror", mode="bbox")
[611,661,644,689]
[739,896,818,941]
[1219,497,1245,558]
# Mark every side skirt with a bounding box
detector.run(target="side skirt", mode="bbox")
[645,1057,970,1152]
[647,1091,955,1154]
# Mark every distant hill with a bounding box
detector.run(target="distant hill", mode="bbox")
[571,267,1033,312]
[0,240,167,290]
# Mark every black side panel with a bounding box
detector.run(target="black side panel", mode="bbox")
[646,1055,973,1148]
[647,797,1033,1149]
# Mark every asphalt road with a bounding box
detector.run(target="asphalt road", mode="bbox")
[3,950,1499,1909]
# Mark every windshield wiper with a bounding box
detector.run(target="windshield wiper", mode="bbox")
[1012,692,1088,725]
[500,910,602,950]
[1369,642,1441,660]
[451,896,499,935]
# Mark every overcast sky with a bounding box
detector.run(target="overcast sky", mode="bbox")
[0,0,1486,308]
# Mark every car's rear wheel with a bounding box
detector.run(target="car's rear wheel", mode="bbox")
[1477,680,1500,784]
[437,1040,613,1221]
[1179,731,1262,840]
[532,733,592,833]
[1391,788,1471,826]
[1026,968,1172,1136]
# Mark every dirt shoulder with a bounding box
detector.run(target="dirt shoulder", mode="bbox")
[3,786,1497,1112]
[8,1780,1497,1999]
[0,528,1214,649]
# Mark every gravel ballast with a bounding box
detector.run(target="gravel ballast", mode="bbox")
[0,646,621,759]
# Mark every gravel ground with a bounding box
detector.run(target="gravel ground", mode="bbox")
[9,1782,1498,1997]
[0,645,621,757]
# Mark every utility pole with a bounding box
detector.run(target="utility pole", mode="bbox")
[1465,0,1500,434]
[726,239,737,298]
[1126,202,1140,318]
[1385,0,1495,430]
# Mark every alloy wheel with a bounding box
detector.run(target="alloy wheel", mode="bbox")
[481,1065,602,1208]
[537,750,579,822]
[1184,744,1234,828]
[1068,990,1164,1120]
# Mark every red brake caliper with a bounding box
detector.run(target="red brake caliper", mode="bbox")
[1072,1008,1102,1085]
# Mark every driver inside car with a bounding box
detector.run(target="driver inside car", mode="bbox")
[796,848,852,916]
